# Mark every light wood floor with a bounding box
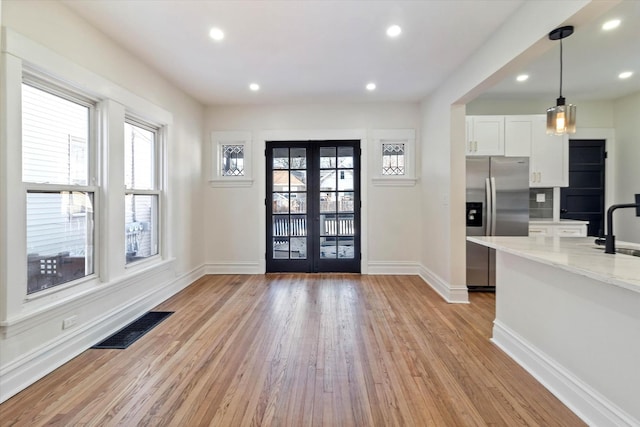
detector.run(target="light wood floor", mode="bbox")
[1,274,584,426]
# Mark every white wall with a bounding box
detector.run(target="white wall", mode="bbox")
[204,103,422,273]
[613,91,640,243]
[418,0,614,302]
[0,0,205,402]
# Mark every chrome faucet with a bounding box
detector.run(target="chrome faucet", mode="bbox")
[604,194,640,254]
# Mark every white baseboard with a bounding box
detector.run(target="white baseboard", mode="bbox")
[204,262,262,275]
[0,264,206,404]
[417,264,469,303]
[367,261,419,275]
[492,320,638,427]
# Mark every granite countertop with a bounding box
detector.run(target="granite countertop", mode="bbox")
[529,219,589,225]
[467,236,640,293]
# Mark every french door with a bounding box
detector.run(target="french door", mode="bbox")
[266,140,361,273]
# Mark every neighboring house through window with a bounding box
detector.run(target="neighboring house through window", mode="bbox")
[22,79,97,294]
[124,119,160,264]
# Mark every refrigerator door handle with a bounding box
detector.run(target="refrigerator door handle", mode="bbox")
[490,176,497,236]
[485,177,492,236]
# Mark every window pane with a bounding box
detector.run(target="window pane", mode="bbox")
[290,193,306,214]
[125,122,156,189]
[338,170,354,191]
[221,144,244,177]
[337,192,354,212]
[125,194,158,264]
[22,84,89,185]
[27,191,94,294]
[320,147,336,169]
[290,148,306,169]
[337,146,354,168]
[273,148,289,169]
[382,143,405,175]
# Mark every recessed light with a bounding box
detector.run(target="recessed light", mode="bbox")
[516,74,529,82]
[386,25,402,38]
[209,27,225,41]
[249,83,260,91]
[366,82,376,91]
[602,19,621,31]
[619,71,633,79]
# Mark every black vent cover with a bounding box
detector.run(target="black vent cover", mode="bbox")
[92,311,173,349]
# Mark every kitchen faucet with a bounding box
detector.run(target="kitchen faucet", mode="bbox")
[604,193,640,254]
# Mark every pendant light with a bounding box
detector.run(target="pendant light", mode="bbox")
[546,26,576,135]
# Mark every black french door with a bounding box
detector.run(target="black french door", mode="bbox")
[266,140,361,273]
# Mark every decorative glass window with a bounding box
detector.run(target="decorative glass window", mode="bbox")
[22,80,97,294]
[372,129,416,186]
[222,144,244,176]
[382,143,405,175]
[124,119,160,264]
[210,131,253,187]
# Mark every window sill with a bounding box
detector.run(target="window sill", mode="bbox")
[209,178,254,188]
[371,177,418,187]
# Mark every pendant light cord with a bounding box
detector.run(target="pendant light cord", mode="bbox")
[559,38,563,98]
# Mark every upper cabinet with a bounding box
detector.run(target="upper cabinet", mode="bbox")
[465,115,504,156]
[467,114,568,187]
[530,115,568,187]
[504,115,533,157]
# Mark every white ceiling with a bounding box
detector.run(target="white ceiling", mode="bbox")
[62,0,639,106]
[479,0,640,102]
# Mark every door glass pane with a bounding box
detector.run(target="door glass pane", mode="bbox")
[338,237,354,259]
[337,146,354,168]
[320,147,336,169]
[290,193,306,213]
[273,238,289,259]
[273,216,288,237]
[338,192,354,212]
[272,193,289,213]
[320,192,336,213]
[337,170,354,191]
[273,171,289,191]
[273,148,289,169]
[320,237,337,259]
[320,214,337,236]
[320,170,336,191]
[290,215,307,236]
[290,170,307,191]
[290,237,306,259]
[338,214,354,235]
[290,148,306,169]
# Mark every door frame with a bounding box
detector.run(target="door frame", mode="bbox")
[257,129,369,274]
[565,128,615,215]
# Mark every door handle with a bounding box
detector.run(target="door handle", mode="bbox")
[561,209,568,214]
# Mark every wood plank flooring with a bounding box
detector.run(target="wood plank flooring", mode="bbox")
[1,274,585,426]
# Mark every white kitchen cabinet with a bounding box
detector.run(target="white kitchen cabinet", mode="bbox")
[529,115,568,187]
[465,116,505,156]
[528,221,587,237]
[504,115,534,157]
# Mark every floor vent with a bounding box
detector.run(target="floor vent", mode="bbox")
[92,311,173,349]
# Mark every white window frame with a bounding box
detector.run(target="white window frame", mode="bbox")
[1,28,173,318]
[371,129,417,186]
[22,72,100,297]
[209,131,253,187]
[124,116,163,267]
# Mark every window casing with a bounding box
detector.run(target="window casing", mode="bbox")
[210,131,253,187]
[124,118,161,264]
[371,129,417,186]
[22,78,97,294]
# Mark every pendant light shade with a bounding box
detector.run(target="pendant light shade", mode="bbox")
[546,26,576,135]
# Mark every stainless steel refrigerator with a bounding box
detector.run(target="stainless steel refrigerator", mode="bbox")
[466,157,529,291]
